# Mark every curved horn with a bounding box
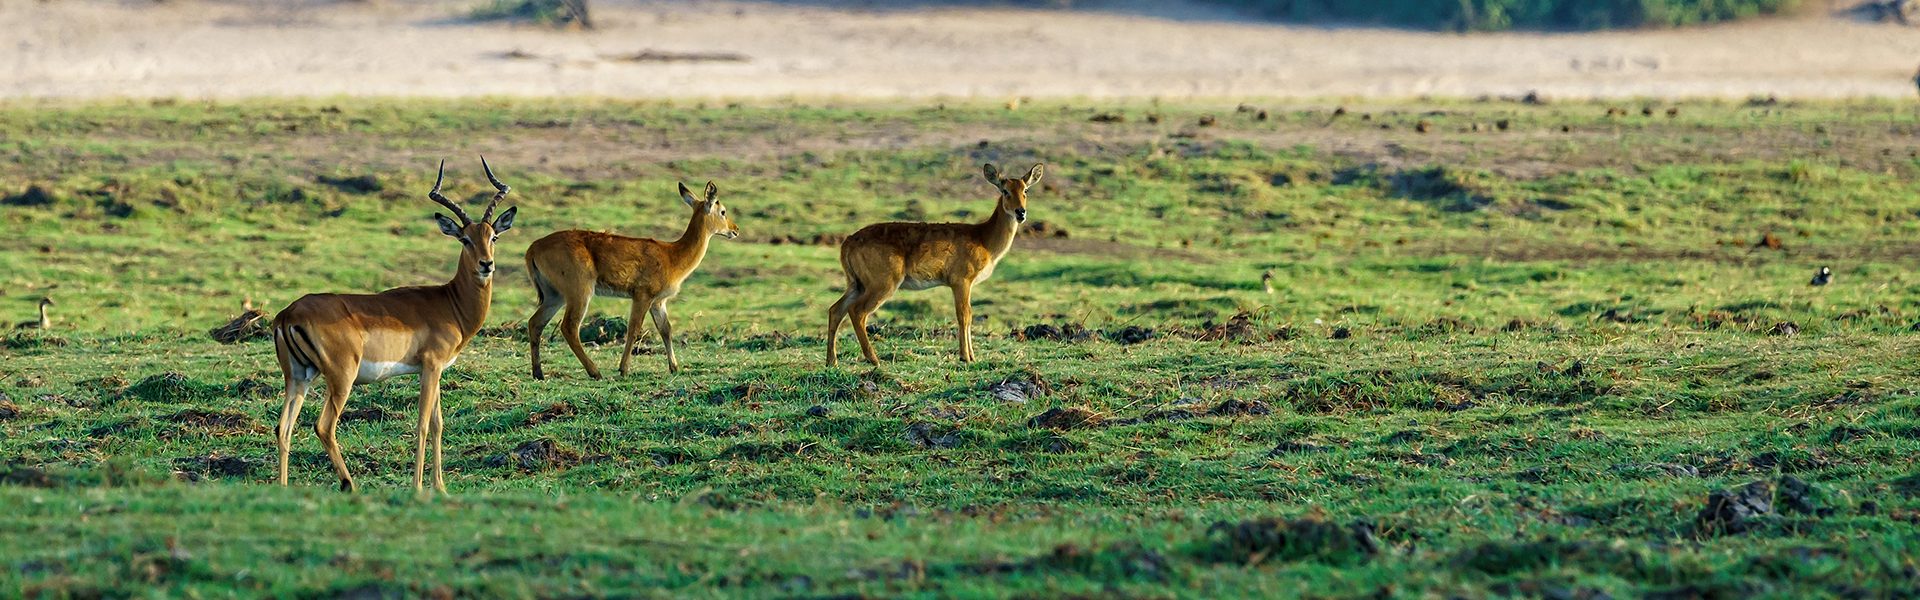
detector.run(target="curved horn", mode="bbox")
[479,155,510,224]
[426,159,473,225]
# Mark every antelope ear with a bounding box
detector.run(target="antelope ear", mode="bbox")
[982,163,1002,185]
[1024,163,1045,187]
[493,206,517,232]
[679,182,698,207]
[434,213,464,237]
[704,181,719,203]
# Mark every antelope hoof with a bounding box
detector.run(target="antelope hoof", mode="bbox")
[338,478,354,493]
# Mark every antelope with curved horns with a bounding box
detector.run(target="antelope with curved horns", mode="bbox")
[271,157,518,494]
[826,162,1044,366]
[524,181,739,379]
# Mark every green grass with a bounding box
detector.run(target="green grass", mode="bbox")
[3,98,1920,598]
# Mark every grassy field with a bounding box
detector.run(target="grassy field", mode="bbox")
[2,97,1919,598]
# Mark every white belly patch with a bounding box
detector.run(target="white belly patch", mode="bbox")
[354,361,419,384]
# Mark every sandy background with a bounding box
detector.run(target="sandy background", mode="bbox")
[3,0,1919,100]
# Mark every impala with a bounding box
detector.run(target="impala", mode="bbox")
[524,181,739,379]
[826,162,1044,366]
[271,158,517,494]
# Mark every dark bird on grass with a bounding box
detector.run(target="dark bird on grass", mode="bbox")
[1261,270,1275,295]
[1810,267,1831,286]
[13,297,51,330]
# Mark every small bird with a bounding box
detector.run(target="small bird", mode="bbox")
[1261,270,1275,295]
[14,297,52,330]
[1810,267,1831,286]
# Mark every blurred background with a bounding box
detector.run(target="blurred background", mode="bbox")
[5,0,1919,100]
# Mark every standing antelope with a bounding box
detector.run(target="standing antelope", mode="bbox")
[272,158,517,494]
[524,181,739,379]
[826,162,1044,366]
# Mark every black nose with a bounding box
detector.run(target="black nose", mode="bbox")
[479,261,495,271]
[1014,208,1027,222]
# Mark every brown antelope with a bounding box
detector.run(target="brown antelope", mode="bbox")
[523,181,739,379]
[271,158,517,494]
[13,297,51,330]
[826,162,1044,366]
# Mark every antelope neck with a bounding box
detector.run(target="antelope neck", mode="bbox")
[668,209,716,272]
[444,250,492,340]
[974,199,1021,258]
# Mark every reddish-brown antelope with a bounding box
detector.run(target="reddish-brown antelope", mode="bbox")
[271,158,517,494]
[826,162,1044,366]
[524,181,739,379]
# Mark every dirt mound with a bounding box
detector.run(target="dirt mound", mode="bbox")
[1109,408,1197,426]
[904,422,962,449]
[340,406,400,423]
[0,463,60,488]
[985,375,1049,404]
[1016,323,1093,342]
[1207,399,1273,417]
[125,372,200,403]
[0,398,19,421]
[1027,406,1103,431]
[1110,325,1154,345]
[524,402,575,427]
[173,453,258,479]
[1197,312,1260,342]
[486,439,582,471]
[231,377,275,399]
[1696,480,1774,534]
[1201,515,1381,564]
